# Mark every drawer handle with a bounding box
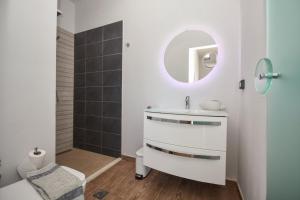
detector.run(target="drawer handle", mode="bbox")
[146,143,221,160]
[146,116,221,126]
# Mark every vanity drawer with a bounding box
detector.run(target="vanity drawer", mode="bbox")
[143,139,226,185]
[144,112,227,151]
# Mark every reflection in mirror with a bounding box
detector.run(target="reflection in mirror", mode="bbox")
[164,30,218,83]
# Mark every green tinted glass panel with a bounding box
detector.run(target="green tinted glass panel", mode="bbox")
[255,58,273,94]
[267,0,300,199]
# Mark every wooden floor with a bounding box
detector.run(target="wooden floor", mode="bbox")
[56,148,116,177]
[85,157,241,200]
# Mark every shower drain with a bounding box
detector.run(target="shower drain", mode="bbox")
[93,190,109,200]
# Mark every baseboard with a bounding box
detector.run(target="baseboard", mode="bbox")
[86,158,122,183]
[121,153,135,158]
[225,178,244,200]
[236,181,245,200]
[226,177,237,182]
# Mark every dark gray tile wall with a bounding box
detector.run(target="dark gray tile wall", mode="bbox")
[74,21,122,158]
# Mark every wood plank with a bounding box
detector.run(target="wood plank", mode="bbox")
[57,43,74,51]
[56,110,73,116]
[56,126,73,132]
[57,61,74,67]
[84,159,242,200]
[57,59,74,68]
[56,104,73,111]
[56,131,73,140]
[57,53,74,62]
[56,26,74,153]
[57,48,74,57]
[57,56,74,64]
[57,82,73,88]
[57,27,74,37]
[57,73,74,79]
[56,149,116,177]
[57,80,74,86]
[57,73,73,78]
[57,39,74,48]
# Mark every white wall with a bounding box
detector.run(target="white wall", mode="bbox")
[75,0,241,179]
[238,0,267,199]
[57,0,75,33]
[0,0,57,187]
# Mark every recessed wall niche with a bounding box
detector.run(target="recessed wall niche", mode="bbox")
[74,21,122,157]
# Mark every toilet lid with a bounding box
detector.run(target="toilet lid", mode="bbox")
[0,180,42,200]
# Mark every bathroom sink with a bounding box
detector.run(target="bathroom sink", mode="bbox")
[144,108,228,117]
[143,107,228,185]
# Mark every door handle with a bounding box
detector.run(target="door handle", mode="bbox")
[146,116,221,126]
[255,58,281,94]
[258,72,280,80]
[146,143,221,160]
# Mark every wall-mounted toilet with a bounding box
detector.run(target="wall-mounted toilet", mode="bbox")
[0,166,86,200]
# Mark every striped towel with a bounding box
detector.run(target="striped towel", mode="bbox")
[27,163,84,200]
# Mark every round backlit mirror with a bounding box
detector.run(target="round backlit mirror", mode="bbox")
[164,30,218,83]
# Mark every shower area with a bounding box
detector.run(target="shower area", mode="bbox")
[55,16,122,178]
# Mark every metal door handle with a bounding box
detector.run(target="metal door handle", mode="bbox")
[258,72,281,80]
[146,143,221,160]
[146,116,221,126]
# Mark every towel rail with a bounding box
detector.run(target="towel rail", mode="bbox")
[146,143,221,160]
[146,116,221,126]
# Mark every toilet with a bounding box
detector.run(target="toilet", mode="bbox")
[0,166,86,200]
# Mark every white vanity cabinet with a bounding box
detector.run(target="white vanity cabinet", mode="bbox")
[143,109,228,185]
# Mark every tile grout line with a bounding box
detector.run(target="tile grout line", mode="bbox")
[75,68,122,75]
[101,27,104,154]
[76,36,122,48]
[84,31,87,147]
[74,53,122,63]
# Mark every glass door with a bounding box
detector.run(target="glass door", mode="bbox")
[265,0,300,199]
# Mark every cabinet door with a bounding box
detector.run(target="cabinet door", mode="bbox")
[144,139,226,185]
[144,112,227,151]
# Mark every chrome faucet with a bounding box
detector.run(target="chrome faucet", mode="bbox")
[185,96,190,109]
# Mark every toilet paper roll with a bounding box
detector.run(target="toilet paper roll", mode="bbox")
[28,149,46,169]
